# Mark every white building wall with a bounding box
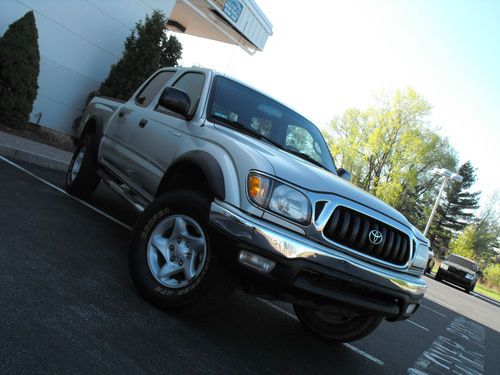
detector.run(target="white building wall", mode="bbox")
[0,0,177,134]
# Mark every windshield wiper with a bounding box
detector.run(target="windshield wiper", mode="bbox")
[209,114,328,170]
[285,149,327,170]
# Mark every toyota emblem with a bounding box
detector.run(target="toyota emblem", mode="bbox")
[369,230,383,245]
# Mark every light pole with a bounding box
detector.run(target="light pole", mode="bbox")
[423,168,463,236]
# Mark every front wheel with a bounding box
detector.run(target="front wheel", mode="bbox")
[293,305,382,343]
[129,190,232,315]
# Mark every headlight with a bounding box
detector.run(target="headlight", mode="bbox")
[248,172,311,224]
[440,264,449,271]
[465,274,474,280]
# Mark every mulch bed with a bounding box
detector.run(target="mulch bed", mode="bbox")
[0,122,76,152]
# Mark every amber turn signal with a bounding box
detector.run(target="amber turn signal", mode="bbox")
[248,173,271,207]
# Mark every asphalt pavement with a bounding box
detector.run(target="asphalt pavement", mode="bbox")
[1,156,499,374]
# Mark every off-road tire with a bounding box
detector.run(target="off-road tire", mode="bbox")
[129,190,232,315]
[293,305,382,343]
[65,134,100,198]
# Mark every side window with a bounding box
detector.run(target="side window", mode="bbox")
[135,71,175,107]
[172,73,205,115]
[286,125,323,163]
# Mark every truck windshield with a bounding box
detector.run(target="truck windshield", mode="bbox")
[447,254,477,271]
[207,76,336,173]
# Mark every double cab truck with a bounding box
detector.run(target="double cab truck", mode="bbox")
[67,67,429,343]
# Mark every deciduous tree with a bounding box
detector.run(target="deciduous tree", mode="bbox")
[324,87,458,230]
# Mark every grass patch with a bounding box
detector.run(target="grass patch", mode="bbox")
[431,261,440,274]
[475,284,500,302]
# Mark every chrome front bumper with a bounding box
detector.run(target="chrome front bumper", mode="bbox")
[209,201,427,300]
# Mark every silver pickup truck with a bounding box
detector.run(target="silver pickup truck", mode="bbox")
[67,67,429,343]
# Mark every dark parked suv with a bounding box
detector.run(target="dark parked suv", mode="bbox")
[435,254,479,293]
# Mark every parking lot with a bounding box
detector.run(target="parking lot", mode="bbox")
[1,155,499,374]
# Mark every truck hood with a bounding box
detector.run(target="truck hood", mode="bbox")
[254,143,412,229]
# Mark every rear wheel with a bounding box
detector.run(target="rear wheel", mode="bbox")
[434,273,442,282]
[293,305,382,343]
[65,134,100,198]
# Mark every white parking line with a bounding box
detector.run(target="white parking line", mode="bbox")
[424,295,456,310]
[256,298,385,366]
[406,319,430,332]
[0,156,132,231]
[4,155,386,366]
[343,343,385,366]
[420,304,447,318]
[257,298,297,320]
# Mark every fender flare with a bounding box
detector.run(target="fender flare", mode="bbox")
[163,151,225,200]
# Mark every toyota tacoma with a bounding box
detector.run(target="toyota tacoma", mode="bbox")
[67,67,429,342]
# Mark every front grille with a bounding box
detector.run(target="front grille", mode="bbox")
[448,267,467,278]
[323,206,411,266]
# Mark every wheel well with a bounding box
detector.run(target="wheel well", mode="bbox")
[156,162,214,198]
[81,118,97,138]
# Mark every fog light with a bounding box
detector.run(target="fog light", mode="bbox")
[405,304,417,314]
[239,250,276,273]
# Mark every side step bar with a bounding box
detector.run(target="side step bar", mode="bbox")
[97,169,146,212]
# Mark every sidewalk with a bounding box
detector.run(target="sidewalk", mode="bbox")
[0,130,72,172]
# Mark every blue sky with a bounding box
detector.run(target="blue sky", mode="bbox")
[177,0,499,207]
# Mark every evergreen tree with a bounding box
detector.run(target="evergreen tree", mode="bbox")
[473,192,500,265]
[91,10,182,102]
[0,11,40,129]
[430,161,480,256]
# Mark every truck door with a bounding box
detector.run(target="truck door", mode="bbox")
[124,71,207,195]
[99,70,176,187]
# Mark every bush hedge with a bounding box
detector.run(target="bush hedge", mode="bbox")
[0,11,40,129]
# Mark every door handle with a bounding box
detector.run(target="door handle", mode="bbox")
[138,119,148,128]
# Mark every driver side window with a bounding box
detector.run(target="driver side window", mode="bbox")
[135,71,175,107]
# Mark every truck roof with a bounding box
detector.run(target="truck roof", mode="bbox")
[164,66,316,128]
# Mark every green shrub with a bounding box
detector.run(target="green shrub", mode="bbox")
[0,11,40,129]
[89,10,182,103]
[483,263,500,287]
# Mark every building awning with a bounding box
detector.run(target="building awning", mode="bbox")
[167,0,273,54]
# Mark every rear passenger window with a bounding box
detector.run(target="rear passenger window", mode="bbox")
[135,71,175,107]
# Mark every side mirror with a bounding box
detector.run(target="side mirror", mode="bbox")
[158,87,191,118]
[337,168,352,182]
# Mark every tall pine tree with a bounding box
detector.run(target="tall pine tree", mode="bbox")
[0,11,40,129]
[430,161,481,256]
[90,10,182,102]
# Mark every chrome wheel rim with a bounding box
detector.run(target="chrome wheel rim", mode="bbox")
[147,215,207,289]
[70,146,86,182]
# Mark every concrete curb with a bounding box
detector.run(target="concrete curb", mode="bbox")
[0,144,70,172]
